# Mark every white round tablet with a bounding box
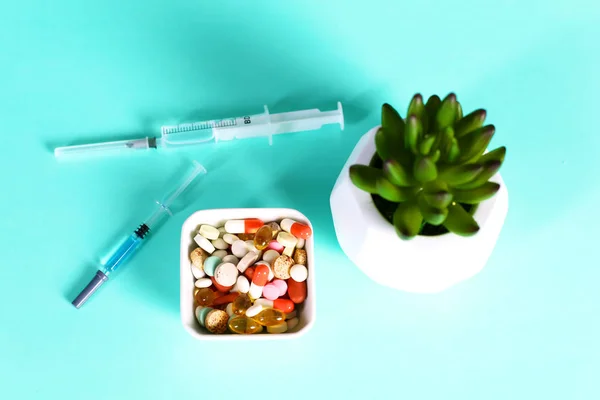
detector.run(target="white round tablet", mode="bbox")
[262,249,280,265]
[222,255,239,265]
[245,240,260,253]
[223,233,239,245]
[276,232,298,248]
[194,234,215,254]
[212,250,228,259]
[190,262,205,279]
[199,225,220,240]
[231,240,249,258]
[194,278,212,288]
[246,304,263,318]
[214,262,238,287]
[290,264,308,282]
[237,251,259,273]
[212,238,229,250]
[234,276,250,294]
[225,303,234,316]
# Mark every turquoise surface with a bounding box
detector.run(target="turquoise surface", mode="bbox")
[1,1,599,398]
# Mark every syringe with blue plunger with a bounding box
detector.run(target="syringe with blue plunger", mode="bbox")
[72,161,207,308]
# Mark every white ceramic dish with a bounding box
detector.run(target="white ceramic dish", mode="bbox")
[180,208,316,340]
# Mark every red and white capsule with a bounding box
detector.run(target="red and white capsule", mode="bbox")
[249,264,270,299]
[280,218,312,239]
[255,298,295,314]
[224,218,263,234]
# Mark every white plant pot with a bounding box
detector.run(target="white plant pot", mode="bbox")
[330,126,509,293]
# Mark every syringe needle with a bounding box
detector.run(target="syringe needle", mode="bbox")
[54,137,157,158]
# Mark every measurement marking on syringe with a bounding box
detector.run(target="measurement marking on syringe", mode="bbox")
[163,118,237,135]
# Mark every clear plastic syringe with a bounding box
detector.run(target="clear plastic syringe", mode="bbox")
[55,102,344,158]
[71,161,207,308]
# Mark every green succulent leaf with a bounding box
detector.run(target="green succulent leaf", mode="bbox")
[407,93,425,120]
[436,93,458,129]
[419,135,436,155]
[455,160,501,189]
[375,127,402,162]
[376,178,416,202]
[425,95,441,130]
[418,194,448,225]
[423,182,453,208]
[451,182,500,204]
[407,94,426,133]
[444,126,455,139]
[443,203,480,236]
[457,102,463,120]
[477,146,506,164]
[454,109,487,138]
[439,127,455,159]
[405,116,421,154]
[349,165,383,193]
[382,103,405,138]
[414,156,438,182]
[457,125,495,163]
[447,138,460,163]
[383,159,413,187]
[393,202,423,240]
[431,149,441,163]
[438,164,484,186]
[424,191,452,208]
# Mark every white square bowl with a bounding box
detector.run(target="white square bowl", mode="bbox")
[180,208,316,340]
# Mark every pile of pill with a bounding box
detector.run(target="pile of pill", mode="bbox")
[189,218,311,334]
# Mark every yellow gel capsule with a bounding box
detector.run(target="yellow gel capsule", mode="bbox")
[253,225,273,251]
[194,288,216,306]
[228,316,263,334]
[232,293,252,315]
[252,308,286,326]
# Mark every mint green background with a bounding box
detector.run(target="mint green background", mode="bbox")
[1,1,599,399]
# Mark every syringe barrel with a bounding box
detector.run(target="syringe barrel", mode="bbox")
[103,232,145,274]
[160,103,344,146]
[204,112,271,142]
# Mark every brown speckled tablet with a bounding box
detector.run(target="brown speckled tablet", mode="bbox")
[273,255,293,279]
[205,309,229,334]
[190,248,208,269]
[293,249,307,266]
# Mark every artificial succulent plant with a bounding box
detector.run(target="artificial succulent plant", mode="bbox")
[349,93,506,240]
